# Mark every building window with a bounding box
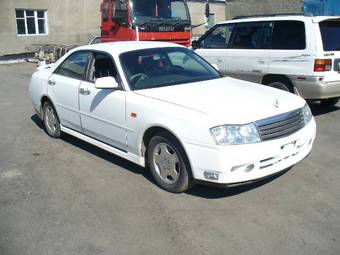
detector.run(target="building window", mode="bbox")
[15,9,48,36]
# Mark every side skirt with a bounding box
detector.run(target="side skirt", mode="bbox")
[60,125,145,167]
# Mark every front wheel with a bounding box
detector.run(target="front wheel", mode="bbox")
[147,132,193,193]
[42,101,61,138]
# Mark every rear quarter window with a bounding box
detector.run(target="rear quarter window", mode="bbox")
[319,20,340,51]
[272,21,306,50]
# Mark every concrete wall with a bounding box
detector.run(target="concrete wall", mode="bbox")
[0,0,101,56]
[188,1,226,38]
[225,0,304,20]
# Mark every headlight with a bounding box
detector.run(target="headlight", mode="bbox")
[210,123,260,145]
[302,103,312,125]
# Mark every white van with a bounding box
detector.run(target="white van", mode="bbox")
[193,14,340,107]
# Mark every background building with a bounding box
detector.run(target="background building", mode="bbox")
[0,0,100,56]
[2,0,335,56]
[0,0,226,56]
[225,0,304,20]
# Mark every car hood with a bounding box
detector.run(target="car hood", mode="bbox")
[134,77,306,124]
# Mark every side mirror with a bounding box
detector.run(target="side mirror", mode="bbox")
[192,40,200,49]
[211,64,219,71]
[95,76,119,89]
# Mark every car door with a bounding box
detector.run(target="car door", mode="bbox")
[226,21,272,83]
[194,24,235,75]
[78,52,127,151]
[48,51,91,132]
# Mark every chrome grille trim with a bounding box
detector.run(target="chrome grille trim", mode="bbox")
[256,108,304,141]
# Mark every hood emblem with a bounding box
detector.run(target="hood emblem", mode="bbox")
[273,99,280,108]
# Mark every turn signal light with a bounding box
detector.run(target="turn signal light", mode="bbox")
[314,59,332,72]
[203,171,220,181]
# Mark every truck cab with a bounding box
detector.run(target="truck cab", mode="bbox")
[101,0,192,47]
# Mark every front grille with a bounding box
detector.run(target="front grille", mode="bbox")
[139,23,188,33]
[256,108,304,141]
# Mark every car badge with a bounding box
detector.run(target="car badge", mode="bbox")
[273,99,280,108]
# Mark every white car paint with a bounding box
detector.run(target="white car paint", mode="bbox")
[194,15,340,100]
[29,41,316,186]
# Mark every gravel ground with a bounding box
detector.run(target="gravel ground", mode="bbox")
[0,63,339,255]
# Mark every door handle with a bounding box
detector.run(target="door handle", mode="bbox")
[48,79,56,86]
[79,88,91,95]
[217,58,223,63]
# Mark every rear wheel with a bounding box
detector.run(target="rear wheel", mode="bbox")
[267,81,292,93]
[147,132,193,193]
[42,101,61,138]
[319,97,339,107]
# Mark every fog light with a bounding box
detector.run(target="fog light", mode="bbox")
[245,164,255,172]
[231,163,256,173]
[203,171,220,181]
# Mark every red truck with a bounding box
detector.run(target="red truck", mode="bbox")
[100,0,192,47]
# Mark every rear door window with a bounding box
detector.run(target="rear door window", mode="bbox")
[230,22,271,49]
[272,21,306,50]
[319,20,340,51]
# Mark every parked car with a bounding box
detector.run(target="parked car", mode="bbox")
[29,42,316,193]
[193,14,340,107]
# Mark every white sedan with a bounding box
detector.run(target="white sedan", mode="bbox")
[29,42,316,193]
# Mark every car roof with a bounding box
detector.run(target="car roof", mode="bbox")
[218,15,340,24]
[74,41,184,57]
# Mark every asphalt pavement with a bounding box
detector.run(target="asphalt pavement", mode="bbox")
[0,63,339,255]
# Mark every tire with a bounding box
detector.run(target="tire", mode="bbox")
[147,132,193,193]
[42,101,61,138]
[319,97,339,107]
[267,81,292,93]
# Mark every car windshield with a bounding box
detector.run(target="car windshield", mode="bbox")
[120,47,220,90]
[319,20,340,51]
[131,0,189,23]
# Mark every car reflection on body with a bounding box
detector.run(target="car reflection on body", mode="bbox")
[29,42,316,193]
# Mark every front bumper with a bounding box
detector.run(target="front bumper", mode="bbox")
[184,119,316,184]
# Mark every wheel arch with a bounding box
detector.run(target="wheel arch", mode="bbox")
[40,95,60,120]
[141,125,193,174]
[261,74,293,86]
[261,74,296,93]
